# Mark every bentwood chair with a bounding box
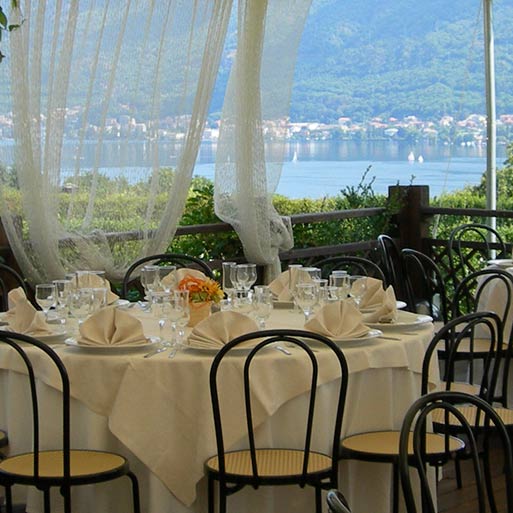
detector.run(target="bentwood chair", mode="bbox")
[401,248,449,325]
[377,235,410,306]
[0,263,29,312]
[448,222,508,295]
[340,314,502,513]
[0,330,141,513]
[313,255,386,283]
[205,329,349,513]
[121,252,215,299]
[399,391,513,513]
[326,489,352,513]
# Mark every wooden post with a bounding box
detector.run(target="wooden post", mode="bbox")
[388,185,430,251]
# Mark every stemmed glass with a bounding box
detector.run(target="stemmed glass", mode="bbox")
[35,283,57,320]
[349,275,367,308]
[68,288,93,325]
[150,291,172,345]
[252,286,273,329]
[157,265,177,292]
[294,283,317,322]
[52,279,73,322]
[222,262,237,300]
[141,266,160,300]
[169,290,190,346]
[234,264,257,291]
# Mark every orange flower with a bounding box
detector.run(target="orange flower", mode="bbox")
[178,275,224,303]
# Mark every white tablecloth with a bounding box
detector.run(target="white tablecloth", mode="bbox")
[0,306,437,513]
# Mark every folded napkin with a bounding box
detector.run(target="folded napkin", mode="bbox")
[77,306,147,346]
[76,273,119,304]
[5,287,28,319]
[268,268,311,302]
[305,300,369,339]
[362,286,398,323]
[358,277,386,309]
[187,311,258,349]
[161,268,207,290]
[6,298,54,336]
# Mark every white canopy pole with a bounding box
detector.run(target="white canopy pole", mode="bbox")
[483,0,496,235]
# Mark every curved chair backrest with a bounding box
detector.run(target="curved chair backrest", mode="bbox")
[421,311,503,401]
[401,248,449,323]
[313,255,386,283]
[0,263,29,312]
[377,235,409,305]
[448,223,507,290]
[327,489,352,513]
[399,391,513,513]
[209,329,349,489]
[0,330,71,483]
[121,253,215,299]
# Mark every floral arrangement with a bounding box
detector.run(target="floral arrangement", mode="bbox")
[178,275,224,304]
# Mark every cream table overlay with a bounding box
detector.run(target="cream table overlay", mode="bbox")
[0,305,437,513]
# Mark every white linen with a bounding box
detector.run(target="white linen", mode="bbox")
[77,306,147,346]
[362,286,398,323]
[161,268,208,291]
[358,277,385,309]
[188,311,258,349]
[6,287,27,313]
[268,267,309,302]
[305,300,369,339]
[5,298,53,336]
[76,273,119,304]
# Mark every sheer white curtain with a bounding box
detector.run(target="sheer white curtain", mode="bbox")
[1,0,310,285]
[1,0,232,283]
[214,0,312,280]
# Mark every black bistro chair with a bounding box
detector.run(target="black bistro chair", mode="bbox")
[313,255,386,283]
[205,329,349,513]
[399,391,513,513]
[0,330,141,513]
[121,252,215,299]
[0,263,29,312]
[377,235,410,306]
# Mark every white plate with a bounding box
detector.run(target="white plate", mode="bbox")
[114,299,131,309]
[331,329,383,344]
[64,337,158,353]
[360,300,407,313]
[488,259,513,268]
[2,326,68,343]
[365,310,433,331]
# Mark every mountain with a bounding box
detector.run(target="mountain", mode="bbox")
[285,0,513,122]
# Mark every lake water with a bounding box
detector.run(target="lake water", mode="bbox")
[0,139,507,199]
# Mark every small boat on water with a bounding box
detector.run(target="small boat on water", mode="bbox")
[292,150,298,163]
[407,151,415,162]
[417,155,424,163]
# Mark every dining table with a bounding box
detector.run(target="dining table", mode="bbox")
[0,302,438,513]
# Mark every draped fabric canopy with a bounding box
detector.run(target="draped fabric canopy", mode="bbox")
[0,0,310,284]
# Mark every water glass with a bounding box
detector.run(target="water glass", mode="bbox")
[150,291,172,344]
[330,272,350,299]
[294,282,317,322]
[234,264,257,291]
[91,287,108,312]
[35,283,57,319]
[312,278,328,309]
[141,266,160,298]
[222,262,237,299]
[170,290,190,344]
[252,286,273,329]
[232,289,253,315]
[68,288,93,323]
[349,275,367,307]
[52,279,73,320]
[157,265,177,292]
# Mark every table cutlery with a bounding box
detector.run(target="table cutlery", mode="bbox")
[274,345,292,356]
[378,335,401,341]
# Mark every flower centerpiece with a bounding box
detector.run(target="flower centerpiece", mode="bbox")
[178,275,224,326]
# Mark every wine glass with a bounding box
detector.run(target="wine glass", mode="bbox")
[141,266,160,300]
[349,275,367,308]
[222,262,237,300]
[294,283,317,322]
[150,291,172,345]
[252,286,273,329]
[157,265,177,292]
[68,288,93,325]
[235,264,257,291]
[52,279,73,321]
[35,283,57,320]
[91,287,107,312]
[233,289,253,315]
[170,290,190,345]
